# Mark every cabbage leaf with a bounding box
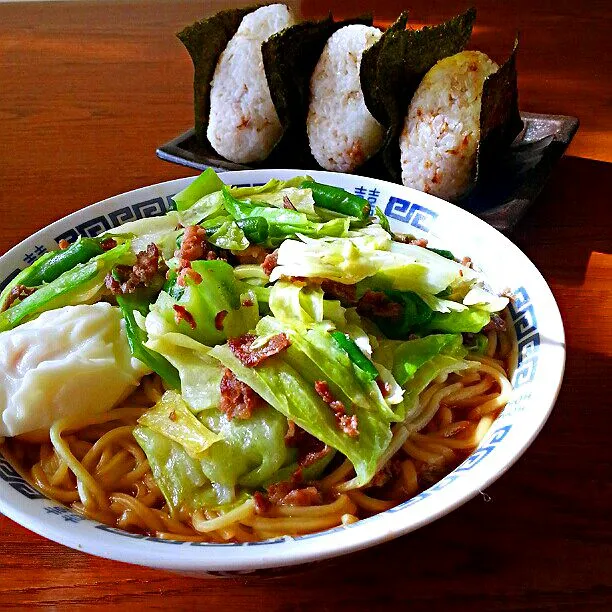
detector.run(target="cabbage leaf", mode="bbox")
[138,391,221,458]
[133,426,216,510]
[198,403,290,495]
[209,341,393,488]
[145,331,223,412]
[172,168,224,211]
[148,260,260,346]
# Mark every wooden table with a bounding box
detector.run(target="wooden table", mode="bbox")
[0,1,610,609]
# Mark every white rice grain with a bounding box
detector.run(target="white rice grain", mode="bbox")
[307,25,384,173]
[207,4,296,164]
[400,51,499,201]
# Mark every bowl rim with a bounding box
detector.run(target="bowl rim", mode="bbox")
[0,169,565,572]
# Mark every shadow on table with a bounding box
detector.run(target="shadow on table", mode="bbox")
[511,156,612,286]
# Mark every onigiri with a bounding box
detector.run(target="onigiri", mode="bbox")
[207,4,296,164]
[307,25,385,173]
[400,51,499,200]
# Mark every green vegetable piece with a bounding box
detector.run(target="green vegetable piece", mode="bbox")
[0,238,105,309]
[264,447,336,487]
[422,307,491,333]
[151,259,260,346]
[178,190,226,226]
[398,355,471,424]
[29,238,104,285]
[177,7,256,145]
[198,403,290,490]
[134,426,215,511]
[390,333,465,385]
[221,187,349,245]
[207,220,249,251]
[116,293,181,389]
[331,331,379,381]
[203,216,269,245]
[428,247,456,261]
[138,391,221,458]
[368,8,476,178]
[0,242,132,332]
[209,342,392,488]
[222,186,308,225]
[299,181,370,220]
[145,332,223,414]
[262,15,373,166]
[257,316,395,422]
[229,176,312,199]
[374,290,433,339]
[172,168,225,211]
[374,206,391,233]
[162,272,184,301]
[374,333,469,422]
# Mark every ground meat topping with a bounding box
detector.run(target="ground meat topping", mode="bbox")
[356,290,403,320]
[100,237,118,251]
[219,368,263,420]
[228,332,291,367]
[172,305,196,329]
[253,491,271,515]
[392,233,428,247]
[314,380,359,438]
[320,280,357,306]
[261,249,279,276]
[104,243,164,295]
[368,458,402,489]
[279,487,323,507]
[282,195,296,210]
[376,378,391,398]
[1,284,37,312]
[483,312,507,332]
[174,225,228,271]
[214,310,228,331]
[177,267,202,287]
[284,421,331,468]
[266,481,323,507]
[337,414,359,438]
[177,225,207,264]
[313,380,335,404]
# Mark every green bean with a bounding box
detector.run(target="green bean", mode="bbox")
[0,238,105,308]
[205,217,269,244]
[427,247,456,261]
[330,331,379,381]
[299,180,370,220]
[117,294,181,389]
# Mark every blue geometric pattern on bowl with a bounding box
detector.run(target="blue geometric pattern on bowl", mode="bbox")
[0,187,540,546]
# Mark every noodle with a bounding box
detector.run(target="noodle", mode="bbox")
[2,325,513,542]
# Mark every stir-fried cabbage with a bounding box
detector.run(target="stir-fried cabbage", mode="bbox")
[0,168,512,511]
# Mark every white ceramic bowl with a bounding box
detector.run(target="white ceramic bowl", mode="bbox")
[0,170,565,575]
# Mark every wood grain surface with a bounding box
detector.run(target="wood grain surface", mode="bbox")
[0,1,610,610]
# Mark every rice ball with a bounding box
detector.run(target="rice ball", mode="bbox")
[307,25,384,173]
[207,4,296,164]
[400,51,499,200]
